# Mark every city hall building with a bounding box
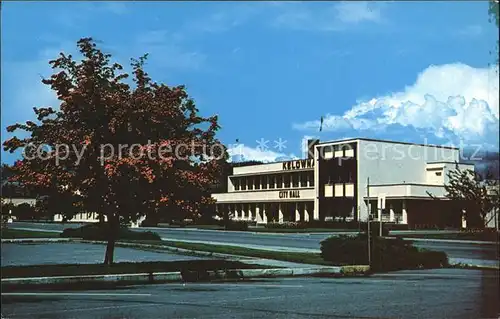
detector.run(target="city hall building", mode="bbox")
[212,138,475,227]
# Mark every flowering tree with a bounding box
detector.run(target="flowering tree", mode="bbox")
[3,38,227,264]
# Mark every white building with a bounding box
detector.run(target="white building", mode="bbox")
[212,138,475,228]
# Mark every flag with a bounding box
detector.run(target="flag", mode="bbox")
[319,116,324,132]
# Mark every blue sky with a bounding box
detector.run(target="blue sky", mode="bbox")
[1,1,499,164]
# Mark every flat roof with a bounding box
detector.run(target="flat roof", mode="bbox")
[318,137,459,150]
[426,161,474,165]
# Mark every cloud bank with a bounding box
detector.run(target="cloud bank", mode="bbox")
[294,63,500,147]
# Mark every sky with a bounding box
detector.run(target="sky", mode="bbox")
[1,1,499,164]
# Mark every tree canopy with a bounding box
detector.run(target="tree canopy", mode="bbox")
[3,38,227,264]
[432,165,499,228]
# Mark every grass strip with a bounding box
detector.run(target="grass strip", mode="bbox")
[1,260,264,279]
[151,240,330,266]
[1,228,60,239]
[391,232,499,242]
[250,228,359,233]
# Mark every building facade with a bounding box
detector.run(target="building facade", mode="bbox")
[212,138,475,227]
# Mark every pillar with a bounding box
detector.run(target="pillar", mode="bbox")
[304,203,310,222]
[247,203,252,221]
[263,203,268,224]
[313,202,319,220]
[461,209,467,229]
[402,200,408,224]
[295,202,300,222]
[241,204,246,220]
[298,173,301,188]
[255,204,261,223]
[389,203,395,222]
[279,203,284,223]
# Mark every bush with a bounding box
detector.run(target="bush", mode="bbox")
[264,222,305,229]
[320,234,449,271]
[60,224,161,241]
[361,222,390,237]
[224,220,249,231]
[304,220,362,229]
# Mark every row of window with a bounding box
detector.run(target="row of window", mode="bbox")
[232,171,314,191]
[324,183,355,197]
[319,144,355,159]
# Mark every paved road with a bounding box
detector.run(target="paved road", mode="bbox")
[1,242,207,266]
[9,222,499,265]
[2,268,498,318]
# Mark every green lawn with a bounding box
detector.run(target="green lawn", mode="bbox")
[392,232,499,242]
[149,240,330,266]
[250,228,359,233]
[161,224,360,233]
[1,260,265,279]
[1,228,60,239]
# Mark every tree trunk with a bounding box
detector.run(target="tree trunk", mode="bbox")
[103,215,119,265]
[103,236,116,265]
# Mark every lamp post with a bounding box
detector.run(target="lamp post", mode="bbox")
[366,177,371,268]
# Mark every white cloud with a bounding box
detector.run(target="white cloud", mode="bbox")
[134,30,206,70]
[294,63,499,145]
[227,144,298,163]
[456,25,483,37]
[273,1,384,31]
[335,1,381,24]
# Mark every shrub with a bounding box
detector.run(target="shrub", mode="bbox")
[362,222,390,237]
[264,222,305,229]
[60,223,161,241]
[224,220,249,231]
[305,220,362,230]
[320,234,449,271]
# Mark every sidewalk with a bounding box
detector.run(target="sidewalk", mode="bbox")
[1,265,370,289]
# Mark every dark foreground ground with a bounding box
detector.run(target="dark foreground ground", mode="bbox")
[2,268,498,319]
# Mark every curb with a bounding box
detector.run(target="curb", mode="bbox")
[1,266,369,288]
[397,237,498,245]
[1,238,71,243]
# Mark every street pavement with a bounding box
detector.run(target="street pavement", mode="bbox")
[2,268,498,318]
[1,242,207,266]
[8,222,499,267]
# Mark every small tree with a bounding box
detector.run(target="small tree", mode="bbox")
[430,165,499,229]
[3,38,227,264]
[489,0,499,65]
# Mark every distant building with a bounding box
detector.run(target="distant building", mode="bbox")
[212,138,476,228]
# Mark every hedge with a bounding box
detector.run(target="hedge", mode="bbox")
[320,234,449,272]
[60,224,161,241]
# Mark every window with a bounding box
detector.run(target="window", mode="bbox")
[345,183,354,197]
[262,175,268,189]
[334,184,344,197]
[334,144,344,158]
[324,184,333,197]
[435,172,442,176]
[277,174,284,188]
[255,176,261,190]
[270,175,276,189]
[324,146,334,159]
[301,172,308,187]
[309,172,315,186]
[292,172,299,188]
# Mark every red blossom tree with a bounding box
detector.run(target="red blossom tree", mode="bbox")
[3,38,227,264]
